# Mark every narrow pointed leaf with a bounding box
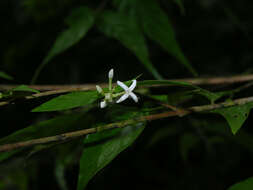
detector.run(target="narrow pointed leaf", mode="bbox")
[0,71,13,80]
[98,11,162,79]
[32,91,98,112]
[31,6,95,83]
[136,0,196,76]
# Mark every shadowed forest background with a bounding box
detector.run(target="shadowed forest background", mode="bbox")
[1,0,253,190]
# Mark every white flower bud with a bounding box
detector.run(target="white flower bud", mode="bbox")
[100,101,107,108]
[108,69,114,79]
[96,85,103,94]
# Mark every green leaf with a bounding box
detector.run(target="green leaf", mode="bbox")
[31,6,95,84]
[77,123,145,190]
[212,102,253,134]
[139,80,219,103]
[0,113,85,162]
[135,0,197,76]
[98,10,163,79]
[0,114,83,145]
[150,95,168,103]
[32,91,98,112]
[11,85,40,93]
[228,177,253,190]
[0,71,13,80]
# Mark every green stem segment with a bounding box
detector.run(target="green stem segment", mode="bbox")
[109,78,112,92]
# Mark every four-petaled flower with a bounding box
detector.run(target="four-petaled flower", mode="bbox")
[96,69,138,108]
[116,80,138,103]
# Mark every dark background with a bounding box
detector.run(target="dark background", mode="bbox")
[0,0,253,189]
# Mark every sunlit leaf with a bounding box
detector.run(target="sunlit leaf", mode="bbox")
[228,177,253,190]
[212,102,253,134]
[31,6,95,83]
[32,91,98,112]
[0,71,13,80]
[77,123,145,190]
[135,0,197,76]
[98,10,163,79]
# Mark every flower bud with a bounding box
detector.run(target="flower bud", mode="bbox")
[108,69,114,79]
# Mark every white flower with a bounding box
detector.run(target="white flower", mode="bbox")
[108,69,114,79]
[100,101,107,108]
[96,85,103,94]
[116,80,138,103]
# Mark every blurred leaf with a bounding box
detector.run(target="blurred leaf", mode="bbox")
[0,71,13,80]
[148,125,182,147]
[150,95,168,103]
[139,80,219,103]
[180,133,199,162]
[228,177,253,190]
[167,90,194,105]
[54,140,84,190]
[11,85,40,93]
[77,123,145,190]
[32,91,98,112]
[112,0,134,11]
[55,162,68,190]
[31,6,95,83]
[135,0,197,76]
[212,102,253,134]
[0,85,39,100]
[98,10,163,79]
[0,113,89,162]
[173,0,185,15]
[0,114,83,144]
[105,104,147,121]
[223,5,248,36]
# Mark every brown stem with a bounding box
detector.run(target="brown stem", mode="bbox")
[2,75,253,91]
[0,96,253,152]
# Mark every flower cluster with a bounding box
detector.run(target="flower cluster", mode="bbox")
[96,69,138,108]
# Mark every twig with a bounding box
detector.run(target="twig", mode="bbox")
[2,75,253,91]
[0,96,253,152]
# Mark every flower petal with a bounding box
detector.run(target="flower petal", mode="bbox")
[96,85,103,94]
[129,92,138,102]
[116,93,129,103]
[117,81,129,91]
[129,80,137,91]
[100,101,107,108]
